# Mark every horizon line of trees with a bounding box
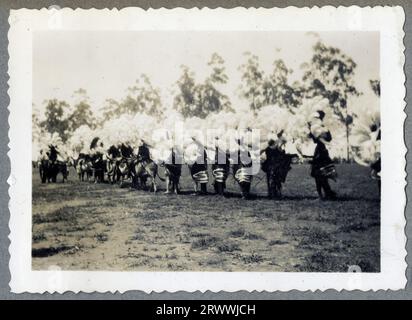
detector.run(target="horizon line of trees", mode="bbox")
[33,40,380,159]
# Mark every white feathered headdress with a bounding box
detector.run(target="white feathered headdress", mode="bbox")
[351,106,380,166]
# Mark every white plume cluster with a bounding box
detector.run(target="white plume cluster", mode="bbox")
[288,97,347,158]
[350,101,380,166]
[289,97,330,141]
[33,97,379,164]
[66,125,95,155]
[33,132,68,161]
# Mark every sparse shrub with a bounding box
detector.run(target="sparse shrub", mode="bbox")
[33,206,78,224]
[183,219,208,228]
[217,242,240,252]
[165,252,178,260]
[131,233,144,241]
[229,228,245,238]
[63,245,81,255]
[191,236,220,249]
[283,225,312,238]
[141,211,163,220]
[358,260,376,272]
[241,253,263,264]
[275,214,288,222]
[297,226,331,248]
[268,239,288,246]
[189,231,210,238]
[243,232,266,240]
[296,251,363,272]
[167,262,185,271]
[95,233,108,242]
[32,214,44,224]
[32,232,47,243]
[204,255,226,266]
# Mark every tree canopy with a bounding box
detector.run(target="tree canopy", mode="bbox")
[174,53,232,118]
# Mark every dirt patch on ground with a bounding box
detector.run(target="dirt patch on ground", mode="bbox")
[32,164,380,272]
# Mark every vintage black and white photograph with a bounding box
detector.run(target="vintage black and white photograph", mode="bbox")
[7,7,406,292]
[30,29,381,272]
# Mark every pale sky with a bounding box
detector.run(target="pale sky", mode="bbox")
[33,31,379,114]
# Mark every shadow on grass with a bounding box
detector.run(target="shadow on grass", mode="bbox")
[32,245,75,258]
[296,251,379,272]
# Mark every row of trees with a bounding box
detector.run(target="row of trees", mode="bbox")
[101,74,163,121]
[174,53,233,118]
[33,88,96,142]
[34,40,379,160]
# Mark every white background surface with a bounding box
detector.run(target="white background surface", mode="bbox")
[8,6,406,293]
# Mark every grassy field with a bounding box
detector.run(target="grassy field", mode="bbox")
[32,163,380,272]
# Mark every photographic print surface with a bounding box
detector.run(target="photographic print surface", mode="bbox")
[8,7,406,293]
[31,30,381,272]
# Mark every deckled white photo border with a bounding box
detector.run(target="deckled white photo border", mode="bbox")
[8,7,406,293]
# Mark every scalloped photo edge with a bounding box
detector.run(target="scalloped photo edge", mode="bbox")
[7,6,407,293]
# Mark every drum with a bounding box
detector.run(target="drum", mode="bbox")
[371,169,381,180]
[319,164,338,180]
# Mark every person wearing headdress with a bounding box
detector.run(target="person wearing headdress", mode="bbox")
[370,156,381,190]
[37,149,48,182]
[351,109,381,193]
[107,144,121,160]
[188,137,209,195]
[137,139,151,164]
[308,124,337,200]
[261,133,285,172]
[89,137,105,183]
[232,136,253,199]
[37,149,47,163]
[105,144,121,183]
[48,144,59,163]
[212,137,230,195]
[118,142,133,158]
[371,127,381,191]
[95,141,105,155]
[164,144,183,194]
[261,131,296,198]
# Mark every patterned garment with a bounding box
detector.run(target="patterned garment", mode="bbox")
[235,167,252,184]
[212,167,228,183]
[192,170,209,183]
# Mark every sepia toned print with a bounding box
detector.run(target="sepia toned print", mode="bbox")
[8,7,405,293]
[31,31,380,272]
